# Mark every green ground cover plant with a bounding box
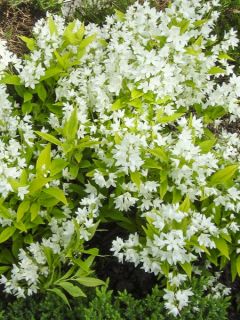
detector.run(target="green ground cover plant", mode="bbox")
[0,0,240,317]
[0,276,230,320]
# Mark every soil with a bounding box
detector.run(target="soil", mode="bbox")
[0,2,43,55]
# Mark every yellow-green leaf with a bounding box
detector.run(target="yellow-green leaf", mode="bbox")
[210,165,238,185]
[29,177,51,194]
[199,139,216,153]
[48,16,57,35]
[35,131,62,146]
[111,99,122,111]
[48,288,70,307]
[36,144,51,174]
[208,66,225,75]
[0,74,21,85]
[181,262,192,279]
[75,277,105,287]
[236,255,240,277]
[17,200,30,222]
[30,202,40,222]
[57,282,86,297]
[149,147,168,163]
[130,171,141,188]
[50,159,68,177]
[214,237,229,259]
[0,227,16,244]
[19,36,36,50]
[160,179,168,199]
[43,187,67,205]
[79,34,96,49]
[179,196,191,212]
[63,108,78,141]
[157,113,184,124]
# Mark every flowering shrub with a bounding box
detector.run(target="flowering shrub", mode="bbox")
[0,0,240,315]
[61,0,112,17]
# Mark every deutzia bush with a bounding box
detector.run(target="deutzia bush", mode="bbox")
[61,0,112,17]
[0,0,239,315]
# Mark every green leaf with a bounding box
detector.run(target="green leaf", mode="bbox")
[214,237,229,259]
[54,50,65,68]
[0,266,10,275]
[30,202,40,221]
[24,92,33,103]
[149,147,168,163]
[181,262,192,279]
[81,248,99,256]
[14,221,27,232]
[131,89,143,100]
[115,9,125,21]
[76,23,85,41]
[157,112,184,123]
[29,177,51,194]
[172,188,182,204]
[220,232,231,243]
[0,204,12,219]
[0,74,21,85]
[194,35,203,46]
[22,102,32,114]
[48,16,57,35]
[199,139,216,153]
[111,99,122,111]
[50,159,68,176]
[218,52,235,61]
[43,247,53,267]
[74,151,82,163]
[74,256,95,273]
[156,96,172,105]
[48,288,70,307]
[57,282,86,297]
[40,67,63,81]
[17,200,30,222]
[36,83,47,102]
[185,47,201,56]
[76,140,100,149]
[143,159,162,169]
[179,19,190,34]
[63,21,76,44]
[161,261,169,276]
[0,227,16,244]
[24,234,33,244]
[43,187,67,205]
[35,131,62,146]
[36,143,51,174]
[193,19,207,27]
[210,165,238,185]
[69,165,79,179]
[179,196,190,212]
[236,255,240,277]
[79,34,96,49]
[75,277,105,287]
[63,108,78,141]
[160,179,168,199]
[208,66,225,75]
[19,36,36,50]
[130,171,141,188]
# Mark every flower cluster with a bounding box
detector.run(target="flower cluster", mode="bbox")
[0,0,239,315]
[61,0,112,17]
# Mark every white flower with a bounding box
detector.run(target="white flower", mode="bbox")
[17,186,29,200]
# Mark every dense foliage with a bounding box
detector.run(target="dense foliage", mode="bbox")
[0,277,230,320]
[0,0,239,317]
